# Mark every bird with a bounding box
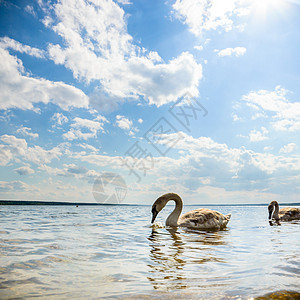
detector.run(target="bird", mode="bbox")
[268,200,300,223]
[151,193,231,230]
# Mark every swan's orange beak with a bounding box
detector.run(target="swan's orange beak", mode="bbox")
[151,206,158,223]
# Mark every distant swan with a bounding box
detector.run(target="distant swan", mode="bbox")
[151,193,231,230]
[268,201,300,223]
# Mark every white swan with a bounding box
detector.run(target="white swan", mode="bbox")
[151,193,231,230]
[268,200,300,222]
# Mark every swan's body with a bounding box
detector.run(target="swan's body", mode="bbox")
[151,193,231,230]
[268,201,300,223]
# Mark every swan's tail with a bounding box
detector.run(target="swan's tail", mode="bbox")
[225,213,231,220]
[223,213,231,226]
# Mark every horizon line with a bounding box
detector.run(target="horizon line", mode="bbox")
[0,200,299,207]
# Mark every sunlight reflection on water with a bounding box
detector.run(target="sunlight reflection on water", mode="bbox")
[0,205,299,299]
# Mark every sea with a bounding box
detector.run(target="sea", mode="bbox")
[0,204,299,299]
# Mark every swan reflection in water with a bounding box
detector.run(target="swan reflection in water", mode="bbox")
[147,227,229,292]
[147,228,185,291]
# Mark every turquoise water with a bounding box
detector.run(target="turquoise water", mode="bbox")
[0,204,299,299]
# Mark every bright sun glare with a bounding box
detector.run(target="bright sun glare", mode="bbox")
[252,0,287,17]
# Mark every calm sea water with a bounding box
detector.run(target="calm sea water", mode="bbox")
[0,204,299,299]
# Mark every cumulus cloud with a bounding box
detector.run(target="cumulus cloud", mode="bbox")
[194,45,203,51]
[0,180,35,192]
[25,5,37,17]
[14,165,35,175]
[241,86,300,131]
[63,116,108,140]
[73,152,123,169]
[116,0,132,4]
[215,47,246,57]
[248,127,268,142]
[152,132,300,190]
[45,0,202,106]
[279,143,296,154]
[38,164,65,177]
[0,134,63,166]
[64,163,88,174]
[0,37,45,58]
[78,143,98,152]
[39,163,99,182]
[89,88,125,113]
[232,113,242,122]
[172,0,250,36]
[16,126,39,139]
[0,48,89,111]
[51,113,69,127]
[72,130,300,197]
[115,115,138,136]
[116,115,132,130]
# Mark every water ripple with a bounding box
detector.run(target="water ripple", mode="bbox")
[0,205,299,299]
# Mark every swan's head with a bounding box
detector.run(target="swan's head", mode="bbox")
[268,201,279,220]
[151,195,168,223]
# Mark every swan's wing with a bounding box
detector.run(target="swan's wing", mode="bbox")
[279,207,300,221]
[179,208,230,229]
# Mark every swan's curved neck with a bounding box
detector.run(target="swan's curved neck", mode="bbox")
[272,202,280,220]
[165,194,183,227]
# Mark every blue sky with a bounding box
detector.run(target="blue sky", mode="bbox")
[0,0,299,205]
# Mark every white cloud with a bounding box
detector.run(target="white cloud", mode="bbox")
[241,86,300,132]
[147,51,162,62]
[42,15,53,28]
[16,126,39,139]
[215,47,246,57]
[14,165,35,175]
[46,0,202,106]
[25,5,37,17]
[0,180,36,192]
[280,143,297,154]
[67,131,300,200]
[51,113,69,127]
[116,115,132,130]
[116,0,132,4]
[64,163,88,174]
[154,132,300,178]
[38,164,65,176]
[89,88,125,113]
[0,48,89,111]
[172,0,250,36]
[78,130,300,185]
[0,37,45,58]
[249,127,268,142]
[194,45,203,51]
[78,143,99,152]
[138,118,143,124]
[264,146,273,152]
[94,115,108,123]
[63,117,108,140]
[73,152,122,169]
[0,135,27,166]
[39,163,100,182]
[0,134,63,166]
[232,113,242,122]
[115,115,139,136]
